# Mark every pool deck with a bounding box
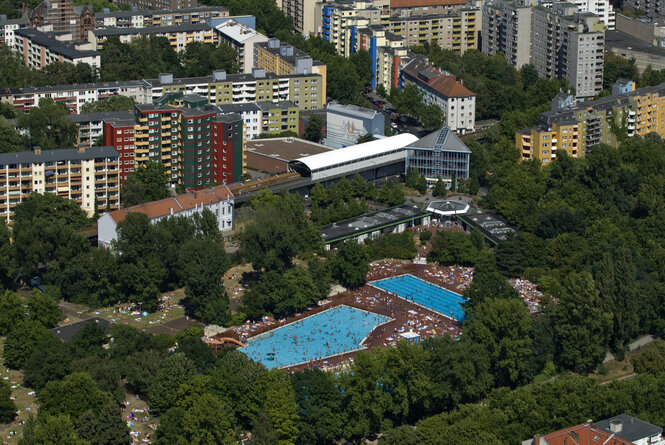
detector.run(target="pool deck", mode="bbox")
[215,261,467,371]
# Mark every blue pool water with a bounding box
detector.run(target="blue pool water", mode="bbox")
[371,274,467,321]
[239,305,391,369]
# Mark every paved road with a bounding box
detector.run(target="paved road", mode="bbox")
[603,334,655,363]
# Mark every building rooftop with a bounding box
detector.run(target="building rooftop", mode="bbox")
[68,111,133,123]
[256,40,314,65]
[246,137,331,161]
[257,100,297,111]
[0,17,29,25]
[525,422,633,445]
[391,0,465,7]
[402,56,475,98]
[96,6,227,19]
[214,20,264,43]
[51,317,111,342]
[457,209,516,244]
[107,185,234,225]
[0,146,119,166]
[320,203,430,243]
[327,102,381,120]
[595,414,663,443]
[406,126,471,153]
[290,133,418,173]
[93,23,213,36]
[216,102,261,113]
[14,28,100,59]
[606,30,665,58]
[427,200,470,215]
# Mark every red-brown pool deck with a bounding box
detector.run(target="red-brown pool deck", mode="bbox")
[213,261,474,371]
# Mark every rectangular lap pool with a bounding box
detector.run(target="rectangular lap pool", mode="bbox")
[371,274,467,320]
[239,305,391,369]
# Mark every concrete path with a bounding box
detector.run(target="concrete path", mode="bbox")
[603,335,655,363]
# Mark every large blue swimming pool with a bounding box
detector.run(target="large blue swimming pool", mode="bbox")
[239,305,391,369]
[371,274,467,320]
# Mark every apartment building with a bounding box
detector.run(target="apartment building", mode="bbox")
[401,56,476,134]
[481,0,533,68]
[356,25,412,89]
[387,8,480,53]
[278,0,324,35]
[516,81,665,162]
[257,101,299,135]
[539,0,615,29]
[531,4,605,99]
[13,28,100,69]
[98,184,234,247]
[0,80,151,114]
[213,20,268,73]
[69,111,134,146]
[0,16,29,47]
[94,6,229,29]
[117,0,198,11]
[254,39,327,100]
[323,0,385,57]
[389,0,465,18]
[624,0,665,19]
[103,94,244,188]
[0,70,324,114]
[89,23,216,52]
[0,146,119,222]
[216,102,262,140]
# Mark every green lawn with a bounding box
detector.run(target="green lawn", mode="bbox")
[89,289,186,330]
[0,338,38,445]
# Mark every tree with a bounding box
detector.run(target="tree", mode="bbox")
[376,84,387,98]
[180,394,236,445]
[419,104,443,130]
[39,372,110,418]
[17,98,77,150]
[175,336,217,374]
[349,50,373,91]
[121,349,163,396]
[0,116,22,154]
[75,402,131,445]
[178,238,230,324]
[356,133,376,144]
[464,298,533,387]
[0,290,24,335]
[23,414,90,445]
[80,95,136,113]
[239,192,319,272]
[181,41,239,76]
[71,323,108,357]
[24,334,72,390]
[262,369,299,445]
[3,321,51,369]
[432,176,447,198]
[519,64,539,90]
[0,380,16,423]
[328,240,369,288]
[303,114,323,143]
[551,272,612,372]
[26,290,61,328]
[427,231,478,266]
[120,161,170,207]
[149,353,196,414]
[291,370,343,445]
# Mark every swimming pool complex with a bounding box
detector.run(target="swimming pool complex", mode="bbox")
[239,305,391,369]
[371,274,467,320]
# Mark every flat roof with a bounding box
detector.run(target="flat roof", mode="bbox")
[246,138,331,162]
[456,209,516,244]
[320,203,430,243]
[93,23,212,36]
[291,133,418,173]
[606,30,665,58]
[97,6,227,19]
[327,102,381,120]
[68,111,133,123]
[14,28,100,59]
[51,317,111,342]
[214,20,264,42]
[0,146,119,166]
[595,414,663,442]
[427,200,470,215]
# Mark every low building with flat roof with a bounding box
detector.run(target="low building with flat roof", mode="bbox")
[456,208,516,245]
[325,102,385,149]
[245,137,331,174]
[320,203,431,249]
[52,317,111,342]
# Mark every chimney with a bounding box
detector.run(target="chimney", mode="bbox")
[33,146,42,155]
[77,145,86,153]
[609,420,622,433]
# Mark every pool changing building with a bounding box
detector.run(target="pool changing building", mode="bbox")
[405,126,470,187]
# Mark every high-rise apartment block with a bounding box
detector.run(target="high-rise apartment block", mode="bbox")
[103,93,244,189]
[213,20,269,73]
[539,0,615,29]
[624,0,665,19]
[482,0,605,99]
[94,7,229,29]
[531,4,605,99]
[0,146,120,222]
[277,0,325,35]
[482,0,533,68]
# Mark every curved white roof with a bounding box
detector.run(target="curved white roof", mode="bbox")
[292,133,419,172]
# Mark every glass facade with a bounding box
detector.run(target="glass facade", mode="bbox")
[406,148,469,183]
